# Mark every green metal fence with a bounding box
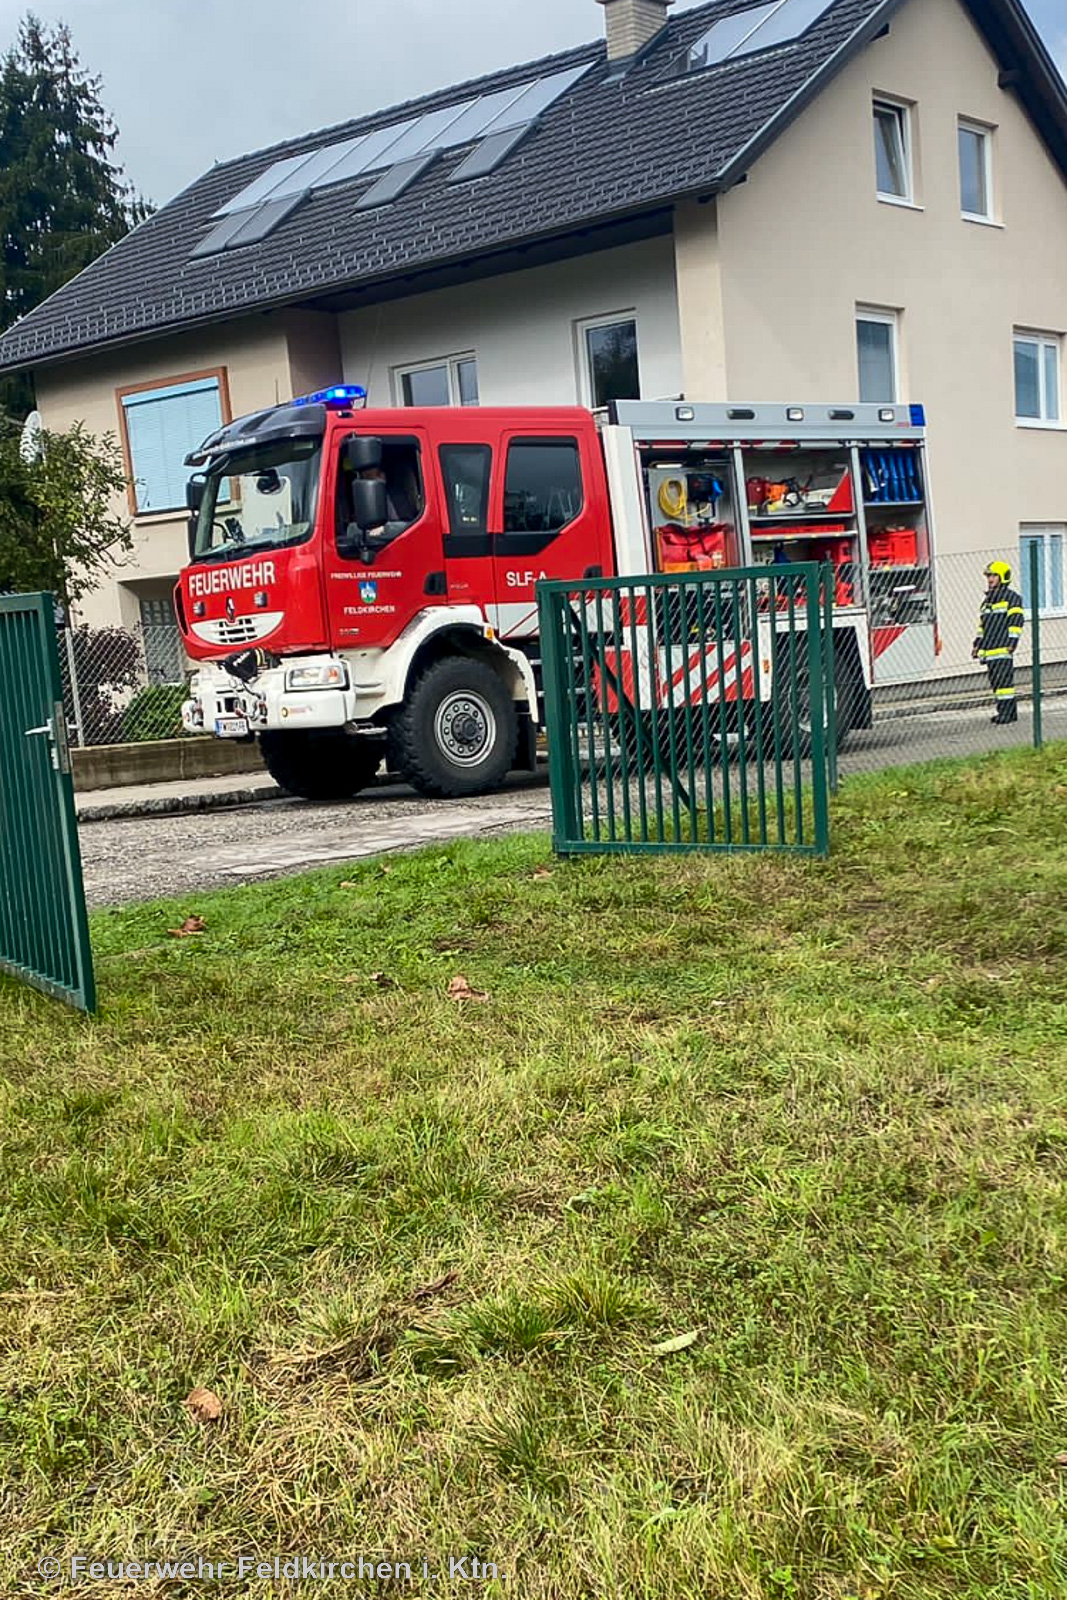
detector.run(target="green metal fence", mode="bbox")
[0,593,96,1012]
[538,564,831,856]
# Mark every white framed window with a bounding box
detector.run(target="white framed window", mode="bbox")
[1014,330,1061,426]
[856,308,899,404]
[394,354,479,407]
[958,119,994,221]
[873,99,912,204]
[1020,525,1066,616]
[119,372,225,515]
[576,313,641,409]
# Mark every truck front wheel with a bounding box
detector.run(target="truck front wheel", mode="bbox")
[389,656,518,799]
[259,730,383,801]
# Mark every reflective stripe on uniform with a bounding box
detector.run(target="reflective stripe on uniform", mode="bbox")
[982,647,1011,658]
[994,687,1017,699]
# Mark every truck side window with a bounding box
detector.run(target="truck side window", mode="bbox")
[439,444,492,537]
[503,440,582,546]
[336,436,423,555]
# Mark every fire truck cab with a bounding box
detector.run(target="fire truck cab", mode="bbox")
[177,387,936,800]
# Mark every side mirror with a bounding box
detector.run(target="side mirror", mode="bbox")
[186,476,206,513]
[340,435,383,473]
[351,477,388,531]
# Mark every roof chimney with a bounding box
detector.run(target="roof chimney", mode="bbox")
[596,0,673,63]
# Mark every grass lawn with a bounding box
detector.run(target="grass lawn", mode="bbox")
[2,748,1067,1599]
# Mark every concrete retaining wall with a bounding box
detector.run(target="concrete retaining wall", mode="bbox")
[73,736,265,792]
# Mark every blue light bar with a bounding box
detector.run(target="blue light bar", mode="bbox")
[909,403,926,427]
[291,384,367,408]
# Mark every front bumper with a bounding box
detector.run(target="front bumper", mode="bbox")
[183,656,374,738]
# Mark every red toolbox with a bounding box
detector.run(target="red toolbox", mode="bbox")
[868,526,918,566]
[811,535,854,567]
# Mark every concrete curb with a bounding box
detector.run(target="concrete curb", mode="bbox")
[77,782,285,823]
[872,687,1067,722]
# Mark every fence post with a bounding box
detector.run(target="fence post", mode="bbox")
[537,582,581,851]
[64,625,85,748]
[821,562,838,796]
[805,566,831,857]
[1029,538,1042,750]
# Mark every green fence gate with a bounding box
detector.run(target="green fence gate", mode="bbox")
[0,593,95,1012]
[537,564,831,857]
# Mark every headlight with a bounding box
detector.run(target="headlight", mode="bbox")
[285,662,348,690]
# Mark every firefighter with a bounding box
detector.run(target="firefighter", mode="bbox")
[972,560,1024,723]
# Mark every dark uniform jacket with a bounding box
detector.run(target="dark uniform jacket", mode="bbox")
[974,583,1024,660]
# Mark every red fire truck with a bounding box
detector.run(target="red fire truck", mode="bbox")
[177,389,937,799]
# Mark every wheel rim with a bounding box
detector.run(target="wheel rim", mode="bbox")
[434,690,496,768]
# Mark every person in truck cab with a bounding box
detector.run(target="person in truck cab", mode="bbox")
[341,457,421,547]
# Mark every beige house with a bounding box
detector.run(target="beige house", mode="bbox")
[1,0,1065,676]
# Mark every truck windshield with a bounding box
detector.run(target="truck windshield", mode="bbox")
[192,438,322,560]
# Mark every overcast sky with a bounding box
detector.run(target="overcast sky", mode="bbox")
[0,0,1063,204]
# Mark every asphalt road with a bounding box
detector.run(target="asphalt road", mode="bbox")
[78,699,1066,909]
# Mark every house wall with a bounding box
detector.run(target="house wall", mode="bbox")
[702,0,1067,664]
[337,237,682,407]
[35,317,294,632]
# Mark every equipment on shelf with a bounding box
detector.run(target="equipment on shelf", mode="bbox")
[862,448,922,503]
[656,521,729,571]
[868,526,919,566]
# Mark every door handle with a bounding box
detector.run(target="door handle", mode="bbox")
[23,705,70,773]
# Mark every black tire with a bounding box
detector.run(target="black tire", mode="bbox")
[783,663,849,758]
[388,656,518,799]
[259,730,383,801]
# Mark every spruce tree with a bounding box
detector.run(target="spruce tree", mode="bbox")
[0,12,147,409]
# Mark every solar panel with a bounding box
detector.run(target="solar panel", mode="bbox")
[687,0,834,70]
[216,151,314,216]
[748,0,836,51]
[355,152,438,209]
[210,60,593,230]
[278,137,368,195]
[434,85,532,149]
[482,62,591,132]
[449,124,532,183]
[309,118,422,186]
[688,1,779,68]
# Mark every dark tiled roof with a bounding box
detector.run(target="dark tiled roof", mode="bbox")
[0,0,1063,374]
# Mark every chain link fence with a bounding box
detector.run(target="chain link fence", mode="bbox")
[44,542,1067,763]
[58,622,191,748]
[831,544,1067,781]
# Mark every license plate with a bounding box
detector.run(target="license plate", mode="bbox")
[215,716,249,738]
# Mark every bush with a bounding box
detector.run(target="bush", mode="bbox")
[121,683,188,743]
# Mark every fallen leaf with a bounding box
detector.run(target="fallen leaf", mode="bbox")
[1054,1452,1067,1468]
[168,916,206,939]
[411,1270,459,1304]
[369,972,399,989]
[185,1387,223,1423]
[339,881,359,890]
[447,974,488,1003]
[531,868,554,881]
[651,1330,700,1356]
